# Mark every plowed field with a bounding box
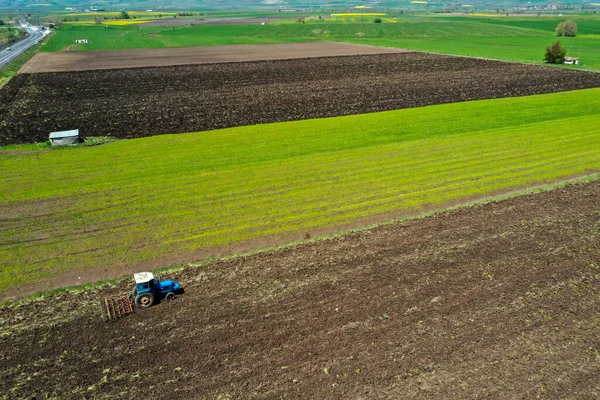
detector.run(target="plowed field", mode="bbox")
[2,52,599,145]
[2,179,600,399]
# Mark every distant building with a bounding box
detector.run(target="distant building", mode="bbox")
[49,129,81,146]
[75,39,89,44]
[564,56,579,65]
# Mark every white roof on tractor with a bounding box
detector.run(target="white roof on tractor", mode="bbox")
[134,272,155,284]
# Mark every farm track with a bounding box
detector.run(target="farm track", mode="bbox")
[2,52,599,145]
[2,179,600,399]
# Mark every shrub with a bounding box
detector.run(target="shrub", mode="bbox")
[374,18,382,23]
[556,20,577,37]
[544,41,566,64]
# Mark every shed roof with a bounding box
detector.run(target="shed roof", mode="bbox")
[49,129,80,139]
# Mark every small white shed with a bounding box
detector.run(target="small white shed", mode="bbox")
[49,129,81,146]
[564,56,579,65]
[75,39,89,44]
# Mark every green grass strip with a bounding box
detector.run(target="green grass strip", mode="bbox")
[1,88,600,295]
[40,17,600,71]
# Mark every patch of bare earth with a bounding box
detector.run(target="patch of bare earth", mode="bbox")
[2,179,599,398]
[19,42,409,73]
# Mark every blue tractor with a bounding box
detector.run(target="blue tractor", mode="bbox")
[131,272,182,308]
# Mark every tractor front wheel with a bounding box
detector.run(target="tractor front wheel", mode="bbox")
[135,292,154,308]
[165,292,175,301]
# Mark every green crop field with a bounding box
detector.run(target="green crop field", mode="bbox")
[40,24,317,51]
[42,16,548,51]
[2,88,600,296]
[346,15,600,70]
[41,14,600,70]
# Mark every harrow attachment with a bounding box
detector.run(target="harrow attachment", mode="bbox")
[101,296,134,321]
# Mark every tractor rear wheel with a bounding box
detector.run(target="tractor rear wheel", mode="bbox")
[165,292,175,301]
[135,292,154,308]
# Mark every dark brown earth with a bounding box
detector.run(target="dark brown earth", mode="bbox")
[2,52,599,145]
[2,179,600,399]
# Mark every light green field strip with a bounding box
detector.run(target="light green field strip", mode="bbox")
[345,35,600,71]
[1,88,600,293]
[40,18,551,51]
[40,17,600,71]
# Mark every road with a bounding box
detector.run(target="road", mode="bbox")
[0,20,49,69]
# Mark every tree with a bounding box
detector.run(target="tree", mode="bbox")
[556,20,577,37]
[94,17,103,24]
[544,41,566,64]
[374,18,382,23]
[120,11,131,20]
[47,16,62,28]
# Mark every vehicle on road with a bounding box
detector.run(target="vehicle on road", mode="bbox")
[0,21,49,69]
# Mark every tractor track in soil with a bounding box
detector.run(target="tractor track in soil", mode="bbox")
[1,52,599,145]
[2,179,600,399]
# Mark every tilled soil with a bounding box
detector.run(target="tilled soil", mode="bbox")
[2,52,599,145]
[2,179,600,399]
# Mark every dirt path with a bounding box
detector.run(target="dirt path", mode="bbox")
[2,179,599,399]
[18,42,410,73]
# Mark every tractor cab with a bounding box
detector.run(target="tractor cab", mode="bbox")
[134,272,156,294]
[132,272,182,308]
